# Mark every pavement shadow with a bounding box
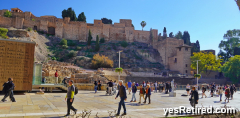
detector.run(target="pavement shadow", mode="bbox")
[222,102,228,104]
[214,101,221,103]
[44,117,62,118]
[125,103,146,106]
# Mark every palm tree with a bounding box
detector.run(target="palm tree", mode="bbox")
[140,21,146,31]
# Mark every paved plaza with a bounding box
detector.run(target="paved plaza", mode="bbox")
[0,90,239,118]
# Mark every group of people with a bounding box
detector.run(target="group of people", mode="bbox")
[186,83,237,104]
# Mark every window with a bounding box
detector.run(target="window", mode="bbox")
[98,22,100,24]
[186,64,187,67]
[185,47,188,51]
[186,70,188,73]
[179,48,181,51]
[174,58,177,63]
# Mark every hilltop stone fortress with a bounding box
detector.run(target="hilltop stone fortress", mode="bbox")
[0,8,192,75]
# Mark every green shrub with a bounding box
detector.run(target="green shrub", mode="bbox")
[100,38,105,43]
[0,27,8,39]
[32,19,35,21]
[27,27,32,31]
[68,40,76,46]
[68,51,77,58]
[107,47,111,50]
[3,11,12,17]
[120,41,128,48]
[95,35,100,51]
[76,46,82,50]
[62,45,68,49]
[34,30,37,32]
[60,38,67,45]
[131,42,136,45]
[37,31,44,34]
[51,57,56,60]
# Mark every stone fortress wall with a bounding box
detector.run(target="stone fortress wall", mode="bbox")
[0,8,158,43]
[0,8,192,75]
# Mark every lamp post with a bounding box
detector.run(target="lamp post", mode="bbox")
[117,50,123,81]
[196,60,200,89]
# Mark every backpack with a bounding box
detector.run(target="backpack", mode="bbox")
[2,82,9,94]
[74,86,78,95]
[225,89,229,95]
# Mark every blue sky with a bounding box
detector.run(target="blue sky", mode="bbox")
[1,0,240,54]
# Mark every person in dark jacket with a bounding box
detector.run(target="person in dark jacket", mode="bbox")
[143,84,151,104]
[62,77,67,87]
[98,80,101,90]
[115,80,127,116]
[130,82,137,102]
[190,87,199,108]
[139,84,145,103]
[230,85,234,99]
[1,78,16,102]
[165,82,169,94]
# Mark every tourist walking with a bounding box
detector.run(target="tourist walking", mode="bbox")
[143,84,151,104]
[115,80,127,116]
[154,81,158,93]
[98,80,101,90]
[186,84,190,95]
[201,85,207,98]
[143,81,146,88]
[210,85,214,97]
[218,87,223,101]
[94,81,98,93]
[128,80,132,94]
[1,78,16,102]
[165,82,169,94]
[139,85,145,103]
[230,85,234,99]
[64,80,77,117]
[225,86,230,103]
[55,70,58,84]
[130,82,137,102]
[107,80,113,95]
[189,86,199,108]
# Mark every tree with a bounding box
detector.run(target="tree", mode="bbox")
[169,32,173,38]
[62,7,77,21]
[4,11,12,17]
[77,12,86,22]
[162,27,167,39]
[191,40,200,56]
[95,35,100,51]
[158,33,162,41]
[91,53,114,69]
[182,31,191,45]
[175,31,183,39]
[218,38,240,62]
[140,21,146,31]
[218,29,240,62]
[149,28,154,41]
[101,18,112,24]
[191,52,222,76]
[87,30,92,46]
[220,55,240,84]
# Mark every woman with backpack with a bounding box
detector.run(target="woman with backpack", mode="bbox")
[225,86,230,103]
[98,80,101,90]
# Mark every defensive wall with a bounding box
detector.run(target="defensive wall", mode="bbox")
[0,8,192,75]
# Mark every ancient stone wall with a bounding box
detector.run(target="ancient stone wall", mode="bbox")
[0,16,13,28]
